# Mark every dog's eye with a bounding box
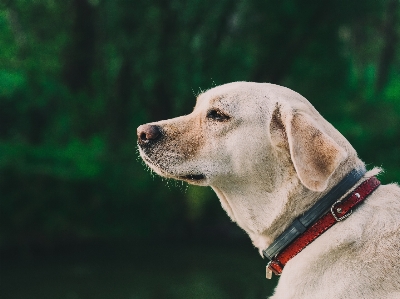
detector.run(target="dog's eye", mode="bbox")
[206,109,230,121]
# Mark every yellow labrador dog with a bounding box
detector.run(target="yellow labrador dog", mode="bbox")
[137,82,400,299]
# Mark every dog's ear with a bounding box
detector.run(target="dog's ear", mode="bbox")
[270,104,347,192]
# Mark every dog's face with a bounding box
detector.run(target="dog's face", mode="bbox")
[138,82,350,189]
[138,82,278,187]
[138,82,358,249]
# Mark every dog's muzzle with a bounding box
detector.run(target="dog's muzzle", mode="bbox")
[137,123,207,184]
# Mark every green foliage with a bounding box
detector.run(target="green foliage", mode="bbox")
[0,0,399,249]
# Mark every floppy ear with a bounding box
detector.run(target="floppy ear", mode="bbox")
[270,105,348,192]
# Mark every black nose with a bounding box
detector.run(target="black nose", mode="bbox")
[137,124,162,143]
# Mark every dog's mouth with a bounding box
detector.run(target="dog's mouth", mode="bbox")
[139,149,207,183]
[179,174,206,181]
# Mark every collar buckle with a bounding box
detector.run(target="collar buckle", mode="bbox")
[330,200,353,222]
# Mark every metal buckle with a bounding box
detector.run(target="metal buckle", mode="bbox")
[331,200,352,221]
[266,262,273,279]
[266,259,282,279]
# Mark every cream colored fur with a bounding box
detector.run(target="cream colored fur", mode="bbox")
[138,82,400,298]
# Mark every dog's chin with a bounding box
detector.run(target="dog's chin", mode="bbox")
[140,152,208,185]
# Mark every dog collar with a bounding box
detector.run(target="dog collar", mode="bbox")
[263,168,381,278]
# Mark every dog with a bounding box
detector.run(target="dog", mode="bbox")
[137,82,400,298]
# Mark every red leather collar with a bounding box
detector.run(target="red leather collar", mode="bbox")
[267,176,381,277]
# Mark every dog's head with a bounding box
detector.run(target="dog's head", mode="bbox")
[138,82,362,249]
[138,82,354,190]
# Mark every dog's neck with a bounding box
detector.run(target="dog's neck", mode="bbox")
[211,159,366,253]
[212,175,316,251]
[265,173,379,277]
[264,168,368,261]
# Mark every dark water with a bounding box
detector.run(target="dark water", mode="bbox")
[1,240,278,299]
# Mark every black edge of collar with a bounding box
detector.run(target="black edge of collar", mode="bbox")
[263,167,367,260]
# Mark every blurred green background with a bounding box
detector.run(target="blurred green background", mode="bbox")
[0,0,399,298]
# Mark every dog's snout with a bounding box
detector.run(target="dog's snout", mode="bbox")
[137,124,162,143]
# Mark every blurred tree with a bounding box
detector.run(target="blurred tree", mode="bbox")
[63,0,96,94]
[0,0,399,249]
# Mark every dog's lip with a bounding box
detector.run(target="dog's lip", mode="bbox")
[178,174,206,181]
[139,149,206,182]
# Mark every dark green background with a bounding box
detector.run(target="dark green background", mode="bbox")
[0,0,399,298]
